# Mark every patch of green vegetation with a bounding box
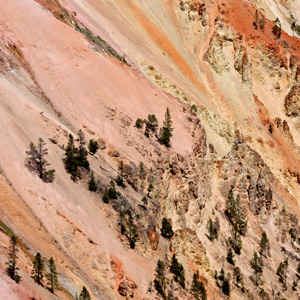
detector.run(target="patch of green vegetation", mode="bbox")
[74,24,130,66]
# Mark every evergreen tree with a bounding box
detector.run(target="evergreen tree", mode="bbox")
[32,252,44,285]
[226,247,235,265]
[160,108,173,147]
[276,258,288,289]
[88,139,99,155]
[147,183,154,197]
[108,180,118,199]
[135,118,144,129]
[6,234,21,283]
[102,188,110,203]
[206,218,220,241]
[215,269,230,296]
[145,114,158,133]
[127,210,138,249]
[117,161,126,188]
[64,134,78,181]
[25,138,55,183]
[297,261,300,277]
[191,270,207,300]
[79,286,91,300]
[161,218,174,239]
[138,162,147,191]
[229,225,242,255]
[88,171,97,192]
[154,260,166,299]
[225,190,247,236]
[233,267,243,288]
[77,130,89,170]
[169,254,185,288]
[250,251,263,286]
[46,257,58,293]
[259,231,270,258]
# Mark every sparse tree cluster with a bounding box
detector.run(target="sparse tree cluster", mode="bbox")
[135,108,174,147]
[64,131,90,181]
[214,269,230,296]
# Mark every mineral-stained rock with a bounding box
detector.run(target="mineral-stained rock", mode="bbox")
[170,229,210,272]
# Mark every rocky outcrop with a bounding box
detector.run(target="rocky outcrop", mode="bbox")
[203,32,231,74]
[284,84,300,118]
[155,118,211,229]
[234,37,252,84]
[219,143,274,215]
[179,0,207,26]
[274,117,293,141]
[170,228,210,271]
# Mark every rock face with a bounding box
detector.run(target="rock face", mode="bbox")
[155,118,211,230]
[170,228,210,272]
[203,32,231,74]
[1,0,300,299]
[219,143,274,216]
[285,84,300,118]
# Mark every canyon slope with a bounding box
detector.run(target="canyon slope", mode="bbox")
[1,0,300,299]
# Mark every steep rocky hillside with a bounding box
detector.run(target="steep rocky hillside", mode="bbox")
[1,0,300,299]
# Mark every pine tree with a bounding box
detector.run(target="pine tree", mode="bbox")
[229,225,242,255]
[108,180,118,199]
[226,247,235,265]
[6,234,21,283]
[154,259,166,298]
[46,257,58,293]
[215,269,230,296]
[79,286,91,300]
[64,134,79,181]
[259,231,270,258]
[276,258,288,289]
[206,218,220,241]
[161,218,174,239]
[145,114,158,133]
[88,139,99,155]
[88,171,97,192]
[233,267,243,288]
[250,251,263,286]
[138,162,147,191]
[135,118,144,129]
[225,190,247,236]
[170,254,185,288]
[147,183,154,197]
[102,188,110,203]
[297,261,300,277]
[25,138,55,183]
[191,270,207,300]
[32,252,44,285]
[127,211,138,249]
[160,108,173,147]
[77,130,89,170]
